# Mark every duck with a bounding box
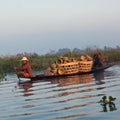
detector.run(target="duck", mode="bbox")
[109,96,116,102]
[99,95,116,105]
[102,96,109,104]
[98,96,109,104]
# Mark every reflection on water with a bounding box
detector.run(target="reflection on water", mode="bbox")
[50,74,93,86]
[94,71,105,85]
[0,65,120,120]
[49,74,95,98]
[101,102,117,112]
[19,82,33,97]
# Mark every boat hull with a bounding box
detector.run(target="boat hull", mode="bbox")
[17,63,114,83]
[27,63,114,81]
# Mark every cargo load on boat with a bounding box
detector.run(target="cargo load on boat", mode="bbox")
[44,55,93,76]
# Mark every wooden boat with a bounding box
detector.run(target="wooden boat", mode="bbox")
[18,63,114,82]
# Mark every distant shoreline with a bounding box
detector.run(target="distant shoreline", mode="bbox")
[0,48,120,73]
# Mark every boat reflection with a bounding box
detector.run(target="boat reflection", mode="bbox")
[18,81,33,97]
[94,71,105,85]
[49,74,95,99]
[50,74,93,87]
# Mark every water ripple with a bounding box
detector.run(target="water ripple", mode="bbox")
[0,65,120,120]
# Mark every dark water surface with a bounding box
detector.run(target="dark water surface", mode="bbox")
[0,65,120,120]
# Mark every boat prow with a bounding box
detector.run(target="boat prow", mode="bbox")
[18,77,31,83]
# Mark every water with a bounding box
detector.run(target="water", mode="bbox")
[0,65,120,120]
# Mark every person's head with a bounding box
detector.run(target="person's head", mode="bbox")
[98,52,101,55]
[97,52,102,58]
[21,57,29,64]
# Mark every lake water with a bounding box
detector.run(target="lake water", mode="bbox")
[0,65,120,120]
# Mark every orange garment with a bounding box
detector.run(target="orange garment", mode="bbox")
[20,62,32,77]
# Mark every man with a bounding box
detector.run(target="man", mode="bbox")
[93,52,103,67]
[14,57,32,78]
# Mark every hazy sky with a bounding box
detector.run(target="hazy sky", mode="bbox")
[0,0,120,55]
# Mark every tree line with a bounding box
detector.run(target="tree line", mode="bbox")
[0,48,120,73]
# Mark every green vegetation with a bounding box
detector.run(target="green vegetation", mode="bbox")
[0,48,120,73]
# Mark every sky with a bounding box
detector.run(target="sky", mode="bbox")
[0,0,120,55]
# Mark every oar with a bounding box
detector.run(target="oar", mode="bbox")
[10,58,21,81]
[13,67,21,81]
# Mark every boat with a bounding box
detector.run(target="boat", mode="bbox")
[18,63,114,82]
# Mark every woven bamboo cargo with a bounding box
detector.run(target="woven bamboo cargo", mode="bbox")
[58,62,79,74]
[44,55,93,76]
[78,61,93,72]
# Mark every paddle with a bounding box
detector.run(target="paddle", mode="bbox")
[13,67,21,81]
[10,58,21,81]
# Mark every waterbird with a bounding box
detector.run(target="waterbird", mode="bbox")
[98,95,116,105]
[109,96,116,102]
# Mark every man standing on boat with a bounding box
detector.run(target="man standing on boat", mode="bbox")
[14,57,32,78]
[93,52,103,67]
